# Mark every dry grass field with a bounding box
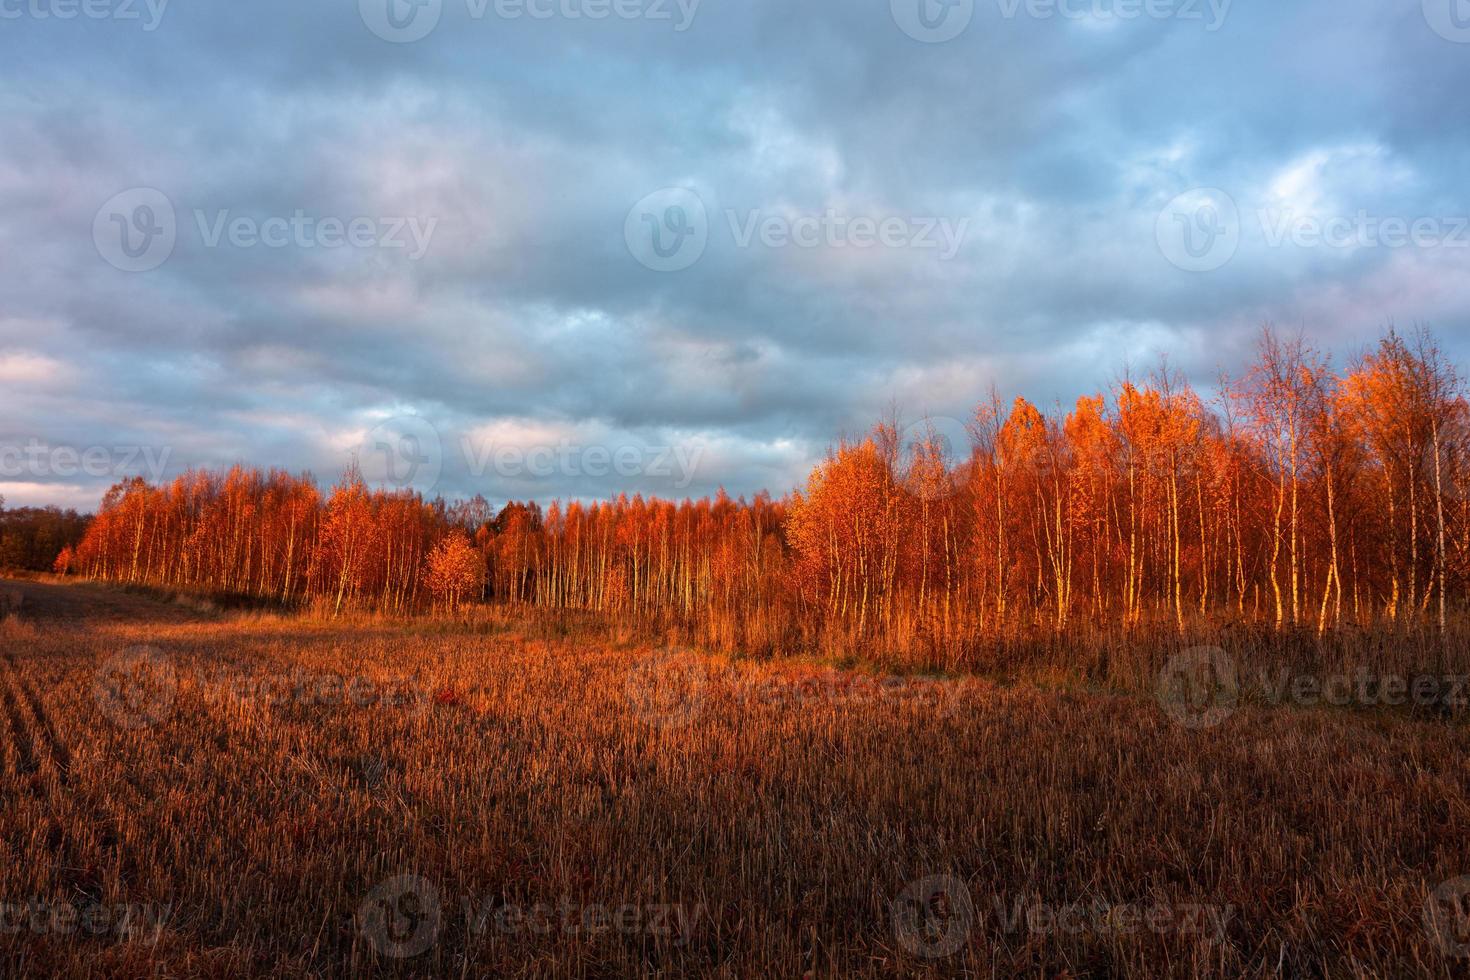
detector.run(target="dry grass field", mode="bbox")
[1,577,1469,977]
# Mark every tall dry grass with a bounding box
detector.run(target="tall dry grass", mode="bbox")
[0,580,1467,977]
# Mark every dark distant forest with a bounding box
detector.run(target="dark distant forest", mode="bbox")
[0,500,89,572]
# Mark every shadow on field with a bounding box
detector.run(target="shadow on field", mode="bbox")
[0,576,211,626]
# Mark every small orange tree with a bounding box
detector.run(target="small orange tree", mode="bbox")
[425,531,485,612]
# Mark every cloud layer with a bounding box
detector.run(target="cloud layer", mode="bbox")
[2,0,1469,507]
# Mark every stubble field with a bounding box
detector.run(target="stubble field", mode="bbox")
[1,577,1468,977]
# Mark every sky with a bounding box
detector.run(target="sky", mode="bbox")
[2,0,1469,510]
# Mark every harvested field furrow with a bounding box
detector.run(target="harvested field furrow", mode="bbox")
[0,667,40,780]
[2,652,72,786]
[0,695,11,781]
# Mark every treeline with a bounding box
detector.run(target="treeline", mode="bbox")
[0,501,90,573]
[69,327,1470,655]
[791,327,1468,650]
[71,468,790,622]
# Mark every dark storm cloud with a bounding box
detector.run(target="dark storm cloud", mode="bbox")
[1,0,1468,508]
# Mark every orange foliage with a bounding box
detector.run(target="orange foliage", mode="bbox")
[71,326,1470,655]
